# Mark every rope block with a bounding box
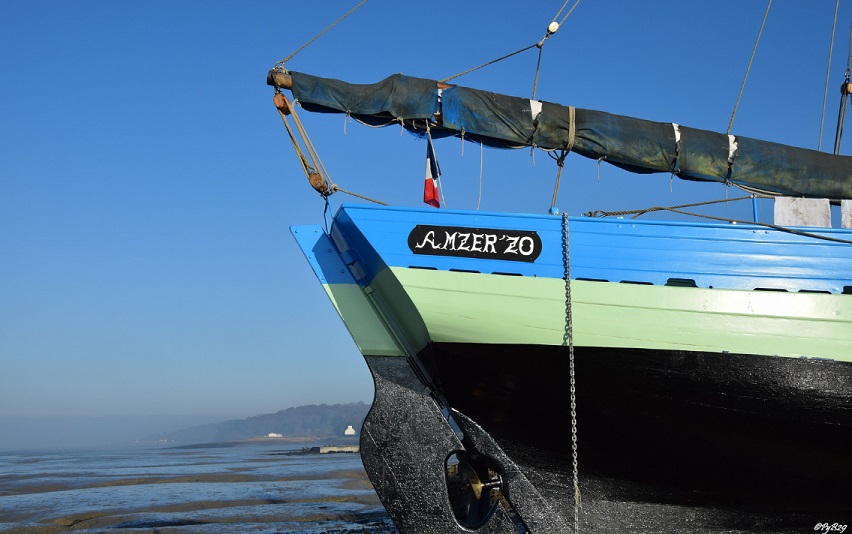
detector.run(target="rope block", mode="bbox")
[273,92,291,115]
[309,172,328,194]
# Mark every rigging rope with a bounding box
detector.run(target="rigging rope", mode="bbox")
[586,195,852,245]
[834,21,852,154]
[552,0,582,27]
[274,0,368,68]
[477,140,483,210]
[549,151,569,211]
[819,0,841,152]
[727,0,772,135]
[441,43,541,83]
[547,107,575,212]
[274,93,329,194]
[441,0,581,84]
[273,92,388,206]
[532,42,546,101]
[584,195,770,219]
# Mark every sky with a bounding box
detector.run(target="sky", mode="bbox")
[2,0,851,448]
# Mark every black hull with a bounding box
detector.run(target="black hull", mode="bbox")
[418,343,852,513]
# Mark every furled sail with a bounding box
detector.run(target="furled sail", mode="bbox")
[268,70,852,200]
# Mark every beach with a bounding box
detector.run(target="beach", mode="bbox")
[0,441,396,533]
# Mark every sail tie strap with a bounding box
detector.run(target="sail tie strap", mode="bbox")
[561,213,581,533]
[567,105,576,152]
[671,123,681,173]
[725,134,739,186]
[668,123,682,192]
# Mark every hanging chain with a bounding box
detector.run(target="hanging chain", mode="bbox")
[562,213,581,533]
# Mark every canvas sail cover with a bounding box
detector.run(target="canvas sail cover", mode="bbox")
[287,71,852,200]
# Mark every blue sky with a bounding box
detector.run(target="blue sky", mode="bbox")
[2,1,850,447]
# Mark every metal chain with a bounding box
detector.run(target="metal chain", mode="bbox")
[562,213,580,533]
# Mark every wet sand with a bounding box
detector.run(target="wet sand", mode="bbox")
[0,444,397,533]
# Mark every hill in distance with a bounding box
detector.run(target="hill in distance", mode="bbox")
[143,402,370,445]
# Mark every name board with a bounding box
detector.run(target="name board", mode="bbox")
[407,225,542,263]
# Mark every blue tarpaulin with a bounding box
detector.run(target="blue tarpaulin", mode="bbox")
[286,71,852,199]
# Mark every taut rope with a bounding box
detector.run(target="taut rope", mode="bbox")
[273,0,368,69]
[727,0,772,135]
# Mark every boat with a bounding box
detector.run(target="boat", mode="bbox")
[268,8,852,532]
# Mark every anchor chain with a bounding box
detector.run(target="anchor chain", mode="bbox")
[561,213,581,533]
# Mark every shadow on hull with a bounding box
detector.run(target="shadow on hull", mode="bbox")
[359,349,852,533]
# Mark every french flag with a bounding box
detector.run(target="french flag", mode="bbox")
[424,134,441,208]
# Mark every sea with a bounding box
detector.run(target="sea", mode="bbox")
[0,441,397,533]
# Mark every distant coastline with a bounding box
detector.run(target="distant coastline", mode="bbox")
[240,435,322,443]
[141,402,370,446]
[0,402,370,451]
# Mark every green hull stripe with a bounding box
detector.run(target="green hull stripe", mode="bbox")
[321,282,403,357]
[384,267,852,361]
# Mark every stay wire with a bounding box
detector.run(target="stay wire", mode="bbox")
[819,0,841,152]
[728,0,772,135]
[441,43,540,83]
[587,196,852,245]
[553,0,582,27]
[274,0,368,68]
[834,20,852,154]
[442,0,581,84]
